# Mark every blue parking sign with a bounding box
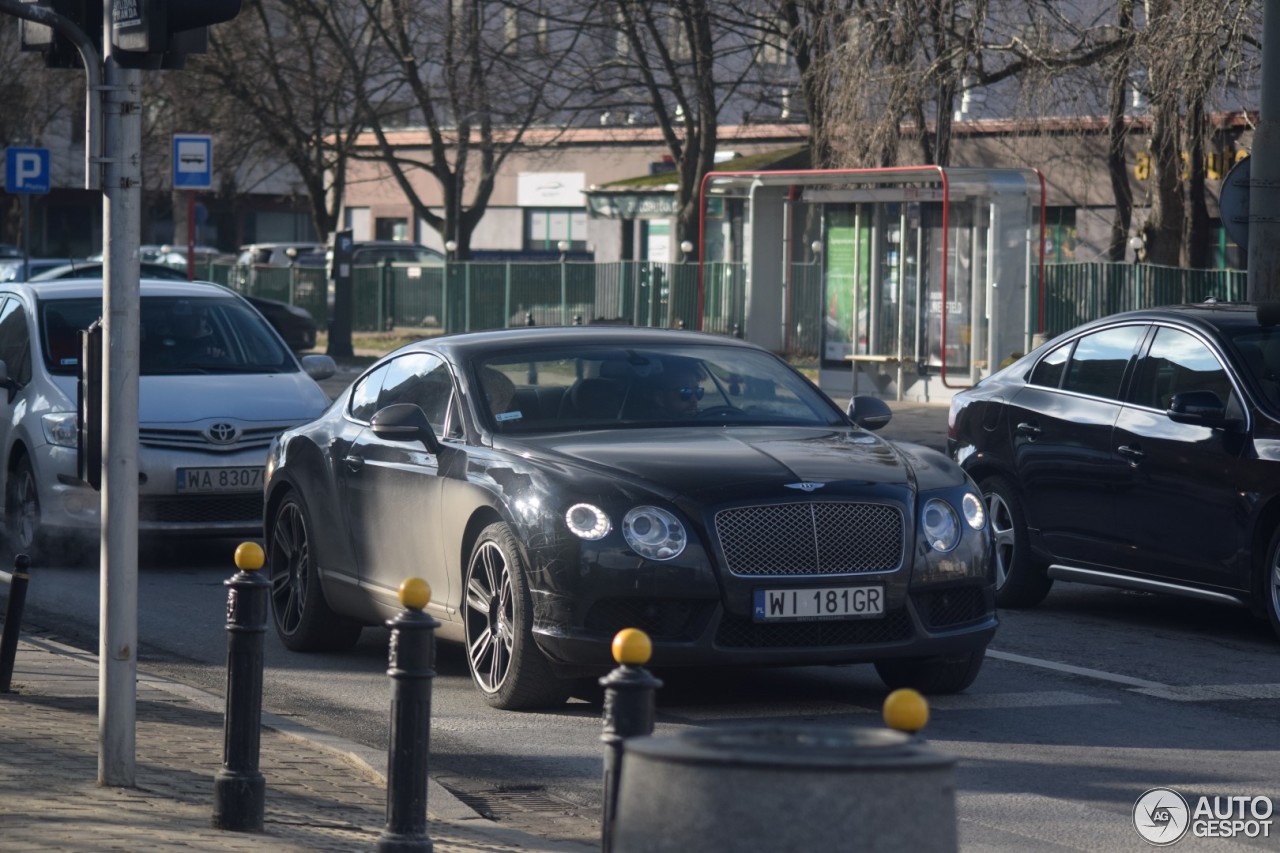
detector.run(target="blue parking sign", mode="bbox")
[5,147,50,194]
[173,134,212,190]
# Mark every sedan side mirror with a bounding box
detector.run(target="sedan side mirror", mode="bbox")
[846,394,892,431]
[371,403,442,454]
[1167,390,1239,431]
[300,354,337,381]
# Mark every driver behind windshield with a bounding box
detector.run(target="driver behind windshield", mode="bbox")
[645,361,705,417]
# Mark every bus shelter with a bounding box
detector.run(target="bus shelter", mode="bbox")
[698,166,1045,401]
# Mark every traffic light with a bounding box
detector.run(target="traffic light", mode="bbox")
[19,0,101,70]
[111,0,242,68]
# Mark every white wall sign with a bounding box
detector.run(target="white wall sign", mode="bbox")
[517,172,585,207]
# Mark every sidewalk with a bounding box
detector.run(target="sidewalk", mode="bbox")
[0,633,594,852]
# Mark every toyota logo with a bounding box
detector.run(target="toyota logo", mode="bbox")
[205,422,239,445]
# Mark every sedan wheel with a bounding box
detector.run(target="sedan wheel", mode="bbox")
[1262,527,1280,642]
[5,455,85,566]
[464,522,570,710]
[267,490,361,652]
[981,475,1052,609]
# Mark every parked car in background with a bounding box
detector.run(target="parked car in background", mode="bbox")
[343,241,443,267]
[265,326,996,709]
[0,279,336,563]
[0,245,22,259]
[30,262,319,352]
[948,302,1280,640]
[0,258,87,283]
[237,242,327,269]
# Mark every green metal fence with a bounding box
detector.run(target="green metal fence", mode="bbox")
[207,259,1246,360]
[1038,263,1247,337]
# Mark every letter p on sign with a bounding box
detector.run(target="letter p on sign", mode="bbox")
[5,148,50,194]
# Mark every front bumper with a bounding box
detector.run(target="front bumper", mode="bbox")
[532,581,996,673]
[37,442,265,539]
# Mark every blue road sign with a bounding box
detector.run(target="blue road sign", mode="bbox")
[5,147,50,194]
[173,134,212,190]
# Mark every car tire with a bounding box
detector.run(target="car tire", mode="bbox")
[266,490,362,652]
[4,454,87,567]
[874,648,986,694]
[981,475,1053,608]
[464,521,571,710]
[1262,526,1280,642]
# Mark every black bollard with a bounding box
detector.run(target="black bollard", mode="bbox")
[0,554,32,694]
[599,629,662,853]
[378,577,440,853]
[213,542,269,832]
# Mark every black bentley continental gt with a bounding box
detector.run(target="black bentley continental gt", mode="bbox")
[264,326,996,709]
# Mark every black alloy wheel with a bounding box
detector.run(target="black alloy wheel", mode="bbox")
[464,522,570,710]
[981,475,1053,608]
[1262,526,1280,642]
[267,490,361,652]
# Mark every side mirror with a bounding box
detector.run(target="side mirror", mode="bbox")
[371,403,442,454]
[846,394,892,431]
[1167,390,1238,430]
[301,353,337,381]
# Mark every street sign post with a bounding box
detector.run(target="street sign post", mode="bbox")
[4,146,51,278]
[172,134,210,277]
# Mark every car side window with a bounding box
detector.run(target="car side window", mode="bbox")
[0,297,32,385]
[1028,342,1070,388]
[377,352,454,434]
[1061,325,1144,401]
[349,364,389,423]
[1132,327,1232,411]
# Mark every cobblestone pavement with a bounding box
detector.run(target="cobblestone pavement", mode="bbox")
[0,635,593,852]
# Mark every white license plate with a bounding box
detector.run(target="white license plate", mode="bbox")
[753,585,885,622]
[176,466,263,493]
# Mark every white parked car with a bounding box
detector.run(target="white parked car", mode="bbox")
[0,279,336,564]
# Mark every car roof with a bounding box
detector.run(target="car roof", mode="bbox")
[394,325,766,361]
[12,278,236,300]
[1065,302,1276,338]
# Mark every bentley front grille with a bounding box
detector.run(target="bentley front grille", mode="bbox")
[713,502,904,577]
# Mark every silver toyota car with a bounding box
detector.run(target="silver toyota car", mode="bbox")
[0,279,336,564]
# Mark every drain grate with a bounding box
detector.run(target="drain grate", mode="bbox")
[439,783,583,821]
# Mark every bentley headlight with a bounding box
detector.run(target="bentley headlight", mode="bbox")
[961,492,985,530]
[41,412,78,448]
[922,498,961,552]
[622,506,686,560]
[565,503,611,540]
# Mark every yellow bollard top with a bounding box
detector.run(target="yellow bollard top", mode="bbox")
[612,628,652,665]
[235,541,265,572]
[882,687,930,733]
[399,577,432,611]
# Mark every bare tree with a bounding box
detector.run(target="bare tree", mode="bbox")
[291,0,600,260]
[1139,0,1256,267]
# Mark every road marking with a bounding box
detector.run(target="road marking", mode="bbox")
[926,690,1115,710]
[988,648,1167,688]
[990,648,1280,703]
[1131,683,1280,702]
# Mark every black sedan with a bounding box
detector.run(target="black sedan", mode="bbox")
[265,326,996,709]
[948,302,1280,639]
[29,261,318,351]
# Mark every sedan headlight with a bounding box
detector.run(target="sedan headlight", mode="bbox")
[622,506,686,561]
[41,412,78,448]
[921,498,961,552]
[961,492,985,529]
[565,503,611,540]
